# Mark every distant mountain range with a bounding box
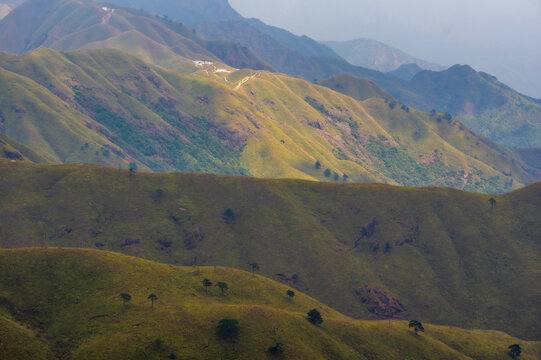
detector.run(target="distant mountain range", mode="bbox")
[80,0,541,149]
[388,63,425,81]
[321,66,541,148]
[0,0,539,191]
[0,0,271,72]
[324,38,445,72]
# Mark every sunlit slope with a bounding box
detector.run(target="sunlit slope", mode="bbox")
[232,70,537,191]
[1,160,540,340]
[322,69,541,148]
[0,0,271,73]
[0,248,540,359]
[0,61,131,168]
[0,47,537,191]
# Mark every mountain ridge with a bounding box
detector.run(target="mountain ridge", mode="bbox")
[0,47,538,192]
[324,38,445,72]
[1,247,540,359]
[1,159,540,339]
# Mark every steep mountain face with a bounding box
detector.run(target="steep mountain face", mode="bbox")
[325,38,444,72]
[1,48,537,192]
[104,0,243,25]
[6,0,538,152]
[389,63,425,81]
[108,0,541,149]
[101,0,342,61]
[192,20,410,89]
[1,161,540,340]
[244,18,341,59]
[405,65,541,148]
[0,0,271,72]
[322,68,541,148]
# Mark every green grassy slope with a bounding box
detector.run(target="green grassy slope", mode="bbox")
[0,48,537,192]
[0,248,539,359]
[395,66,541,148]
[0,60,132,168]
[0,132,49,163]
[1,160,540,340]
[320,67,541,149]
[0,0,271,72]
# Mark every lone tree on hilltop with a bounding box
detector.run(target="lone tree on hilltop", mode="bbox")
[248,262,260,275]
[216,318,239,339]
[307,309,323,325]
[508,344,522,358]
[286,290,295,299]
[202,278,213,293]
[222,208,236,224]
[217,282,228,296]
[148,293,158,308]
[409,320,424,334]
[120,293,132,305]
[268,342,284,355]
[315,160,321,169]
[489,197,497,211]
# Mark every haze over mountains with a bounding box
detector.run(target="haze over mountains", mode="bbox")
[230,0,541,99]
[0,1,540,358]
[324,38,445,73]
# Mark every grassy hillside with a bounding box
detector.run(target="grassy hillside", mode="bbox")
[403,65,541,148]
[1,160,540,340]
[0,248,539,359]
[7,0,535,149]
[0,48,537,192]
[321,69,541,148]
[0,132,49,163]
[0,0,271,72]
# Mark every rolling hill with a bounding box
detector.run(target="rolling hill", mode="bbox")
[0,48,538,192]
[1,248,540,359]
[1,160,540,340]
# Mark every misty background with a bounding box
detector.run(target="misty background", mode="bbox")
[229,0,541,98]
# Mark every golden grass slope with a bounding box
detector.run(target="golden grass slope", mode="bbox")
[0,248,539,359]
[0,160,540,340]
[0,47,538,191]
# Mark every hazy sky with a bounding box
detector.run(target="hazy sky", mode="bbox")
[229,0,541,97]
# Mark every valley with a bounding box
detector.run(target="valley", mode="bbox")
[0,0,539,358]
